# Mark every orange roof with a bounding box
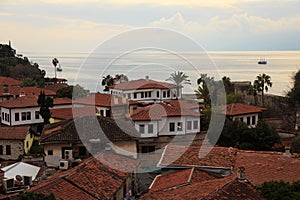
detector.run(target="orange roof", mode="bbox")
[165,100,204,110]
[0,96,71,109]
[75,93,135,107]
[108,78,177,90]
[235,150,300,186]
[45,83,68,92]
[158,145,237,168]
[223,103,266,116]
[0,76,21,86]
[30,152,138,200]
[0,86,56,97]
[51,106,97,120]
[130,102,201,121]
[53,97,72,105]
[0,126,29,140]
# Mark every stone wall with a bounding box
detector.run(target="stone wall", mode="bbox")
[0,140,24,160]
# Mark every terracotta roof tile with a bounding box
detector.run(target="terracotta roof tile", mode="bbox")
[0,76,21,86]
[234,150,300,186]
[108,78,177,90]
[30,152,138,200]
[130,102,201,121]
[223,103,266,116]
[158,145,237,168]
[50,106,97,120]
[45,83,68,92]
[0,126,29,140]
[52,97,72,105]
[75,93,133,107]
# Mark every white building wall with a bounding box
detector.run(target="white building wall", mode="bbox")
[44,143,72,159]
[134,121,158,138]
[232,113,259,128]
[1,107,10,126]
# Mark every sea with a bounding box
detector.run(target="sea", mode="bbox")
[20,51,300,96]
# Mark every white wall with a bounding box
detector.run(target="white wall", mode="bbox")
[134,121,158,138]
[232,113,259,128]
[44,143,72,159]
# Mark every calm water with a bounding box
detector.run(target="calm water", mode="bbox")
[21,51,300,96]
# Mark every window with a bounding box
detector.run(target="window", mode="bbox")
[106,110,111,117]
[6,145,11,155]
[167,90,170,97]
[128,94,131,99]
[134,93,137,99]
[4,113,8,122]
[21,112,26,121]
[148,124,154,133]
[1,112,4,120]
[100,110,104,116]
[26,112,31,120]
[187,121,192,130]
[252,116,256,125]
[141,146,155,153]
[148,91,152,98]
[193,120,198,129]
[157,91,160,98]
[177,122,183,131]
[163,91,166,98]
[15,113,19,121]
[247,116,251,125]
[0,146,3,155]
[79,146,87,157]
[139,124,145,134]
[48,150,53,155]
[26,141,29,148]
[169,122,175,132]
[239,117,243,123]
[7,114,9,122]
[35,111,40,119]
[141,92,144,98]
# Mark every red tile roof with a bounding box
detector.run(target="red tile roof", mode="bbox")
[165,100,204,110]
[234,150,300,186]
[45,83,68,92]
[108,78,177,90]
[0,86,55,97]
[0,96,71,109]
[50,106,97,120]
[158,145,237,168]
[223,103,266,116]
[30,152,138,200]
[0,76,21,86]
[75,93,136,107]
[130,102,201,121]
[0,126,29,140]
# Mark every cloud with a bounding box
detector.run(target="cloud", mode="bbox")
[149,12,300,50]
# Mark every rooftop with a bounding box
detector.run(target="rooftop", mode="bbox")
[50,106,98,120]
[130,101,201,121]
[0,126,29,140]
[223,103,266,116]
[108,78,177,90]
[0,76,21,86]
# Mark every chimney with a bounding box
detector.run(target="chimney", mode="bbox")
[237,166,246,181]
[145,76,149,81]
[284,146,291,157]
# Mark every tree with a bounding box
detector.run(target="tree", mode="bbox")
[101,75,114,92]
[52,58,59,79]
[37,91,53,124]
[287,70,300,107]
[195,74,213,105]
[247,82,259,105]
[222,76,234,94]
[56,85,88,99]
[115,74,128,82]
[166,71,191,99]
[257,180,300,200]
[255,73,272,105]
[291,135,300,153]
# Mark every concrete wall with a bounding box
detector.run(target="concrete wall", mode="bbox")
[0,140,24,160]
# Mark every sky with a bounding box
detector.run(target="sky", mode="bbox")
[1,0,300,52]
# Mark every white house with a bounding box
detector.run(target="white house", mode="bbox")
[0,95,72,126]
[129,101,201,137]
[223,103,266,128]
[108,76,181,103]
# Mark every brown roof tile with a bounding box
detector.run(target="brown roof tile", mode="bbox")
[0,76,21,86]
[158,145,237,168]
[223,103,266,116]
[75,93,133,107]
[50,106,97,120]
[0,126,29,140]
[234,150,300,186]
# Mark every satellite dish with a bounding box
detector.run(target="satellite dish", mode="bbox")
[15,175,23,181]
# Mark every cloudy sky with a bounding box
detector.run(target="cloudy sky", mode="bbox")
[1,0,300,52]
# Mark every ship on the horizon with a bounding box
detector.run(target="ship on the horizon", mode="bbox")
[258,58,267,65]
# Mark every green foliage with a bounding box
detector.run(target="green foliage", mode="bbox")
[166,71,191,99]
[226,93,243,104]
[214,119,280,151]
[255,73,272,105]
[56,84,88,99]
[201,107,211,131]
[37,91,54,124]
[257,180,300,200]
[29,140,44,155]
[21,77,37,87]
[102,75,114,91]
[287,70,300,107]
[13,192,55,200]
[291,135,300,153]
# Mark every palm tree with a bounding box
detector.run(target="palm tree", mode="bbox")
[255,73,272,105]
[195,74,213,105]
[166,71,191,99]
[52,58,59,79]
